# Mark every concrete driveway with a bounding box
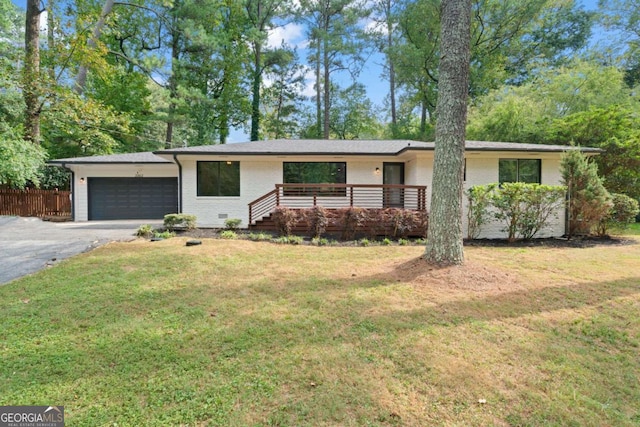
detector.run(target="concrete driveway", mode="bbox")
[0,217,161,285]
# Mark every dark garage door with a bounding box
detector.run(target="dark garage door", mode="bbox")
[88,177,178,220]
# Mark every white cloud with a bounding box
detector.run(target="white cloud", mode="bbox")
[267,23,307,49]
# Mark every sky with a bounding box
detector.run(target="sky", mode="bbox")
[11,0,603,143]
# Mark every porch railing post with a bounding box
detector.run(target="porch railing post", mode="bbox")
[349,185,354,207]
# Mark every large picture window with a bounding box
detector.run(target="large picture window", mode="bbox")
[283,162,346,196]
[197,161,240,196]
[499,159,541,184]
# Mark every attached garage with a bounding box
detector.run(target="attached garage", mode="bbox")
[48,152,180,222]
[88,177,178,220]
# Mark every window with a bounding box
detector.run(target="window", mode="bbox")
[197,161,240,196]
[499,159,541,184]
[283,162,346,196]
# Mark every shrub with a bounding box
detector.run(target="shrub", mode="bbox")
[337,207,366,240]
[224,218,242,230]
[272,207,297,236]
[163,214,197,231]
[599,193,640,235]
[381,237,392,246]
[391,209,416,238]
[359,238,370,246]
[136,224,154,238]
[410,210,429,238]
[398,238,409,246]
[286,235,304,245]
[305,206,329,238]
[312,237,329,246]
[219,230,237,239]
[153,230,175,239]
[490,183,566,242]
[561,150,612,236]
[465,184,497,239]
[247,232,272,241]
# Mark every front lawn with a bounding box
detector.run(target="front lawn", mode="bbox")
[1,238,639,426]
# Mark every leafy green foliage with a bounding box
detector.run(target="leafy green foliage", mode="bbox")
[224,218,242,230]
[136,224,155,238]
[546,106,640,200]
[0,123,47,188]
[465,184,498,239]
[163,214,197,231]
[599,193,640,235]
[219,230,238,240]
[489,183,566,242]
[561,150,612,237]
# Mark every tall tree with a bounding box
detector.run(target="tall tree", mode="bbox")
[369,0,401,134]
[298,0,369,138]
[23,0,42,144]
[424,0,471,266]
[261,46,306,139]
[598,0,640,86]
[245,0,288,141]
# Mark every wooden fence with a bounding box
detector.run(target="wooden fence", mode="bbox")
[0,189,72,218]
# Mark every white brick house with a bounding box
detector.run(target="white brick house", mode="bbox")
[50,139,600,239]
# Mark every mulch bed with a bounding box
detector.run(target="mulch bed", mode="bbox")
[175,228,636,248]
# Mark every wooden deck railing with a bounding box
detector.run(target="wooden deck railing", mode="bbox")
[249,183,426,225]
[0,189,71,217]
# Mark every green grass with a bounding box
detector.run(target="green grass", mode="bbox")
[1,238,640,426]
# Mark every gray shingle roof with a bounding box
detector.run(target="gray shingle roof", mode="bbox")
[48,140,601,164]
[48,151,172,165]
[155,139,601,156]
[156,139,425,155]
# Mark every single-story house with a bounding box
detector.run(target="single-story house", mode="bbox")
[49,139,600,239]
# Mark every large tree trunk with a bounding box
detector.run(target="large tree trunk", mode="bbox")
[386,0,397,132]
[75,0,115,95]
[322,34,330,139]
[23,0,41,144]
[315,38,322,138]
[165,19,180,149]
[250,41,262,141]
[424,0,471,266]
[47,0,55,81]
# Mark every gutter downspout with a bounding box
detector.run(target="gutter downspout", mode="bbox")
[173,154,183,213]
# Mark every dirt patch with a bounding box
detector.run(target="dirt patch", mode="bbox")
[385,256,522,293]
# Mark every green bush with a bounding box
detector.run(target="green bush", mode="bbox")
[599,193,640,235]
[490,183,566,242]
[561,150,612,236]
[311,237,329,246]
[153,230,175,239]
[247,232,272,241]
[219,230,237,239]
[381,238,392,246]
[136,224,154,238]
[359,238,370,247]
[270,235,301,245]
[466,184,497,239]
[398,238,409,246]
[224,218,242,230]
[163,214,197,231]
